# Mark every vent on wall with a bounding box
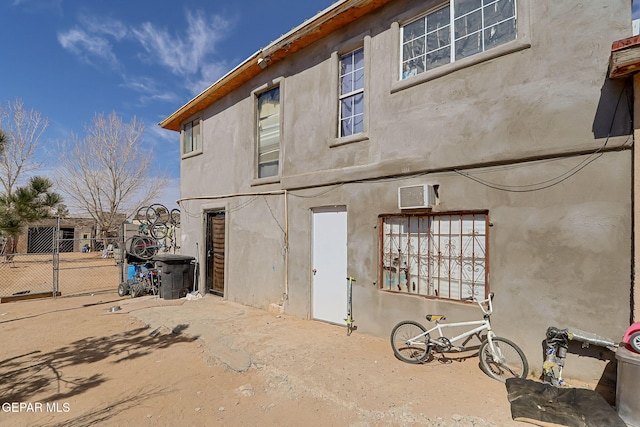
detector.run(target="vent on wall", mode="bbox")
[398,184,437,209]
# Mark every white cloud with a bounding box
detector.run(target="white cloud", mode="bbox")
[82,15,129,41]
[131,10,230,78]
[146,122,179,145]
[121,76,180,106]
[58,8,232,106]
[187,61,230,96]
[57,28,121,69]
[122,76,158,94]
[57,14,128,70]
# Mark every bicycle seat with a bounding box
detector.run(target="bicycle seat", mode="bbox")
[426,315,445,322]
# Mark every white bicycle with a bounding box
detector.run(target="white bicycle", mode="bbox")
[390,293,528,382]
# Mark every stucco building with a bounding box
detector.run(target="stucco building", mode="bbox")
[161,0,634,381]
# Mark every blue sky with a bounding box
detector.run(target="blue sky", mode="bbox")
[0,0,332,209]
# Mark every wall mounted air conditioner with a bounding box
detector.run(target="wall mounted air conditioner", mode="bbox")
[398,184,437,209]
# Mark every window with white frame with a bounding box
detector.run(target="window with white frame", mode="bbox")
[380,212,488,301]
[339,47,364,137]
[183,119,201,154]
[401,0,517,79]
[257,86,280,178]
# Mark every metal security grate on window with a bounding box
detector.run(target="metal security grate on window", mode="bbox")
[380,212,488,301]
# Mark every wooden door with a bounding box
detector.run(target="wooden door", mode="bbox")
[206,211,225,295]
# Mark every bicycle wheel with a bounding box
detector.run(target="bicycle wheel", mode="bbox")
[169,208,180,226]
[135,206,148,223]
[146,204,168,225]
[130,280,144,298]
[129,235,156,260]
[390,321,431,364]
[150,223,170,239]
[117,282,129,297]
[479,336,528,382]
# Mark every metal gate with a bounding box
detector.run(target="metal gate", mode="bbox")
[1,218,123,300]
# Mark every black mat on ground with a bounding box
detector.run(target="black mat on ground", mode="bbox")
[505,378,626,427]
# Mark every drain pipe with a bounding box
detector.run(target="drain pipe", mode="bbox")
[284,189,289,301]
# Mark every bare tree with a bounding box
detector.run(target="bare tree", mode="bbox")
[58,112,165,238]
[0,99,49,197]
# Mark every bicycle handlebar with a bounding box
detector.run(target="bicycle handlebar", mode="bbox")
[465,292,494,316]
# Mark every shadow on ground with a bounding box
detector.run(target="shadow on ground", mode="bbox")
[39,387,167,427]
[0,297,122,325]
[0,324,198,403]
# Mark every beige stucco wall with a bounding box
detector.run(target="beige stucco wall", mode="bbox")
[177,0,633,381]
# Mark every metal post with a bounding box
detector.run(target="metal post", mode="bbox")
[53,216,60,297]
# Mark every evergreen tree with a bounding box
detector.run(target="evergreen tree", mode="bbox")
[0,174,65,253]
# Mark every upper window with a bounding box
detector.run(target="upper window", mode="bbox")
[339,48,364,137]
[401,0,517,79]
[257,86,280,178]
[380,212,487,301]
[183,119,201,154]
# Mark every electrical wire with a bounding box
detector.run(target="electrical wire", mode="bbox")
[262,195,285,235]
[454,80,632,192]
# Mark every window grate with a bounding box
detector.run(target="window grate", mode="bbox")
[380,212,488,301]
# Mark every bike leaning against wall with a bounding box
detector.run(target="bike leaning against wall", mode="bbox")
[389,293,529,382]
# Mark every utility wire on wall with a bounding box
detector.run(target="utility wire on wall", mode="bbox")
[454,80,633,193]
[177,79,632,204]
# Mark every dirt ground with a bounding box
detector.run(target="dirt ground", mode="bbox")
[1,292,539,427]
[1,253,120,297]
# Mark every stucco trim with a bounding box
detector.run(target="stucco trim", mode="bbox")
[180,117,203,159]
[330,35,372,147]
[181,150,203,160]
[251,77,286,185]
[390,38,531,94]
[330,133,370,148]
[251,176,281,186]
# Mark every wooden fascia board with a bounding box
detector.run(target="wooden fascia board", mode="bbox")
[159,0,392,132]
[159,54,262,131]
[261,0,393,61]
[610,36,640,79]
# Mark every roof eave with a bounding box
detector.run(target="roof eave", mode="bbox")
[609,35,640,79]
[159,0,392,132]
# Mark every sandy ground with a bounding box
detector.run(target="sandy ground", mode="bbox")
[0,292,533,427]
[1,253,119,297]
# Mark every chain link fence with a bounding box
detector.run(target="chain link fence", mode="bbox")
[1,221,123,300]
[1,206,182,301]
[55,237,123,297]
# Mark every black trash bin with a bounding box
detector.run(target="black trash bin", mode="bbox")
[153,254,195,300]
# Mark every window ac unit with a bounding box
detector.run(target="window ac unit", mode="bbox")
[398,184,436,209]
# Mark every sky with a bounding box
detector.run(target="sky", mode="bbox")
[0,0,333,210]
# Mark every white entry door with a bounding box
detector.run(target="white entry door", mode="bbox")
[312,207,348,324]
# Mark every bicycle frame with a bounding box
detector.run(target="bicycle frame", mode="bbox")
[390,292,528,382]
[409,294,496,350]
[421,319,493,349]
